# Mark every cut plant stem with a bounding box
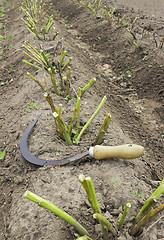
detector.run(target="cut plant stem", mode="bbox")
[93,213,117,236]
[131,17,138,29]
[23,43,45,64]
[79,174,91,200]
[77,88,82,131]
[27,72,45,90]
[129,29,137,40]
[120,15,126,24]
[86,176,102,214]
[94,112,111,145]
[23,51,43,66]
[48,68,60,95]
[40,50,53,69]
[53,112,72,145]
[69,97,81,135]
[130,203,164,236]
[23,60,42,70]
[25,41,41,59]
[136,178,164,223]
[79,175,109,240]
[61,57,72,71]
[60,50,67,66]
[82,78,96,96]
[44,92,58,113]
[118,203,132,229]
[58,104,65,140]
[24,190,88,236]
[66,66,71,96]
[76,96,107,142]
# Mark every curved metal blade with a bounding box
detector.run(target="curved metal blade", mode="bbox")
[20,113,88,166]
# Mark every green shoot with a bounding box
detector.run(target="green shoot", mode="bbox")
[66,66,71,96]
[25,102,38,113]
[75,96,107,143]
[53,112,72,145]
[24,190,89,236]
[0,149,6,160]
[44,92,58,113]
[135,178,164,223]
[27,72,45,90]
[79,175,109,240]
[93,213,117,236]
[134,41,142,50]
[82,78,96,96]
[94,112,111,145]
[69,97,81,135]
[131,17,138,29]
[118,203,131,229]
[57,104,65,140]
[131,203,164,236]
[48,68,60,95]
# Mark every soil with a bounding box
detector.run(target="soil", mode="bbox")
[0,0,164,240]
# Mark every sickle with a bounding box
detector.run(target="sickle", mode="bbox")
[20,113,88,166]
[20,114,145,166]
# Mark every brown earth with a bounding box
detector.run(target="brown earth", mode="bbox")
[0,0,164,240]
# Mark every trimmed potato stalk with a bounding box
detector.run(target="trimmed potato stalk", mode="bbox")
[77,88,82,131]
[53,112,72,145]
[58,104,65,140]
[130,203,164,236]
[24,190,88,236]
[76,96,107,142]
[94,112,111,145]
[44,92,58,113]
[25,41,41,59]
[40,50,53,69]
[136,178,164,223]
[82,78,96,96]
[93,213,117,236]
[23,60,41,70]
[118,203,131,229]
[69,97,81,135]
[27,72,45,90]
[23,51,43,66]
[79,175,109,240]
[48,68,60,95]
[61,58,72,71]
[60,50,67,66]
[23,43,46,66]
[66,67,71,96]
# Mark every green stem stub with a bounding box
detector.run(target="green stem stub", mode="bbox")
[24,190,88,236]
[136,178,164,223]
[93,213,117,236]
[118,203,131,229]
[131,203,164,236]
[76,96,107,142]
[79,174,109,240]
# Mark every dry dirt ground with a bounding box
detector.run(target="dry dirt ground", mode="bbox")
[0,0,164,239]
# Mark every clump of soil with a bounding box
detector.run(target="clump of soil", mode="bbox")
[0,0,163,239]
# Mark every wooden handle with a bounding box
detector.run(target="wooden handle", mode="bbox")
[92,144,144,160]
